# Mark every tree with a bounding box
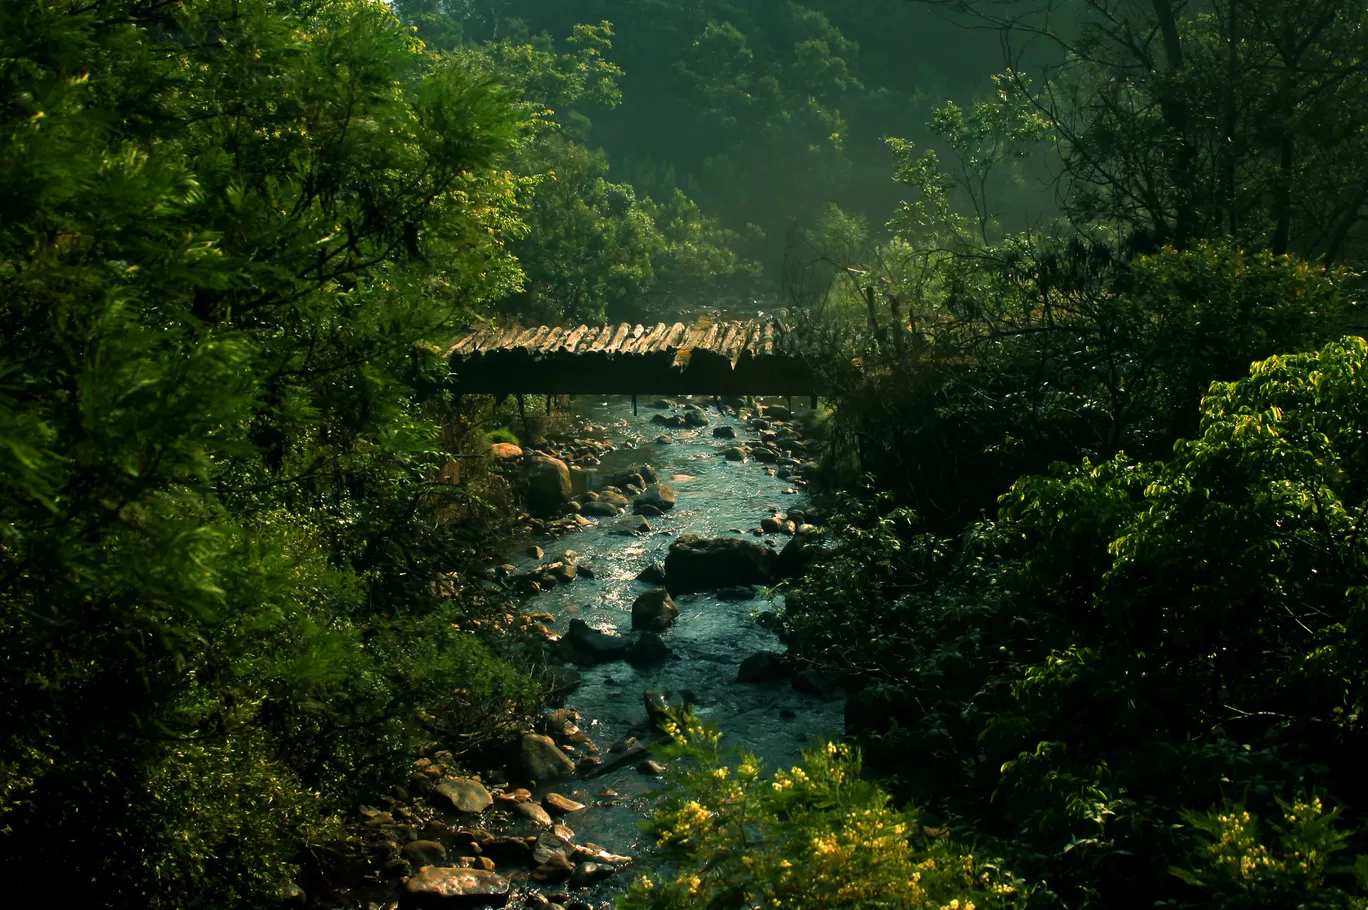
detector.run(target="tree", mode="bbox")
[915,0,1368,261]
[0,1,537,905]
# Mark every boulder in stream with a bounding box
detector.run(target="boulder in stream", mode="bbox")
[712,425,737,439]
[737,651,791,683]
[435,778,493,814]
[562,618,632,663]
[627,631,672,668]
[523,455,572,517]
[774,529,822,580]
[635,561,667,585]
[519,733,575,783]
[631,588,678,631]
[634,482,676,512]
[664,535,776,594]
[401,867,510,908]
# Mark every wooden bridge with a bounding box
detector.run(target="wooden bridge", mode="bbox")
[446,321,818,398]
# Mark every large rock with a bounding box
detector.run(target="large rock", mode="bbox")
[737,651,790,683]
[631,588,678,631]
[635,482,676,513]
[712,425,737,439]
[681,409,709,428]
[761,403,793,421]
[489,442,523,458]
[562,618,632,663]
[613,465,658,487]
[664,535,777,594]
[436,778,493,814]
[626,631,672,668]
[401,867,510,908]
[524,456,572,517]
[519,733,575,783]
[774,530,822,580]
[636,561,667,585]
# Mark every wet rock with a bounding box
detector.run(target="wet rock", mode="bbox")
[580,501,621,517]
[543,793,586,815]
[524,456,573,518]
[681,409,709,428]
[716,585,756,601]
[635,562,667,585]
[532,830,574,864]
[751,447,778,464]
[774,531,821,580]
[664,535,777,594]
[526,545,544,560]
[490,442,523,459]
[562,619,632,663]
[531,852,573,883]
[520,733,576,783]
[654,434,672,444]
[792,669,842,699]
[635,518,652,534]
[761,404,792,421]
[401,866,510,908]
[635,482,676,512]
[637,760,666,775]
[737,652,790,683]
[631,589,678,631]
[712,425,737,439]
[403,840,448,866]
[635,503,663,518]
[436,778,493,814]
[513,800,553,828]
[643,689,671,728]
[576,563,596,579]
[480,835,533,865]
[721,445,749,461]
[598,490,629,508]
[760,516,784,534]
[613,465,659,487]
[570,863,617,888]
[648,398,674,409]
[626,631,671,668]
[546,561,577,585]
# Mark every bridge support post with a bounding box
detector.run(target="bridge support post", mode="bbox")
[810,394,818,410]
[631,393,638,416]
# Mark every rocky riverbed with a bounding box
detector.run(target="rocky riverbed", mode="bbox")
[330,395,842,910]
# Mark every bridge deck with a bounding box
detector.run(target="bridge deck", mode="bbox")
[446,321,817,396]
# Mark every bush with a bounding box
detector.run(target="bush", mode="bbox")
[783,339,1368,908]
[621,711,1032,910]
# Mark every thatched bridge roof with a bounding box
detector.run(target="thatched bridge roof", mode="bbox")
[446,321,817,396]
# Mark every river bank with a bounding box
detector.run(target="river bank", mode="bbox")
[322,394,841,910]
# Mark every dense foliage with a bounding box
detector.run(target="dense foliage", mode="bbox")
[623,712,1031,910]
[0,0,539,905]
[786,339,1368,907]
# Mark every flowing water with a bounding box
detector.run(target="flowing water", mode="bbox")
[509,395,843,901]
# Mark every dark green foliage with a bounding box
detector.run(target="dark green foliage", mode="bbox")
[0,1,537,906]
[785,339,1368,908]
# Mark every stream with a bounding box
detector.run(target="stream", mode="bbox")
[502,394,843,905]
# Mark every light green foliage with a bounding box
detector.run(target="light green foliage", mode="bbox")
[621,711,1030,910]
[1171,799,1368,909]
[0,0,537,906]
